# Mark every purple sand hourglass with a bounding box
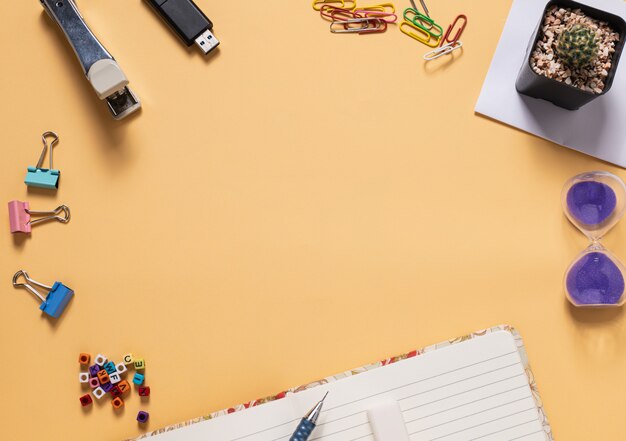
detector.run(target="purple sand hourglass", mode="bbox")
[562,171,626,307]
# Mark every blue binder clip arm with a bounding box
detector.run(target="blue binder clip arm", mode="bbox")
[12,270,74,319]
[24,132,61,190]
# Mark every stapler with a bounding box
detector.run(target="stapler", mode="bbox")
[40,0,141,120]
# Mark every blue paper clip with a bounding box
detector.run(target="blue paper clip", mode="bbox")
[13,270,74,319]
[24,131,61,190]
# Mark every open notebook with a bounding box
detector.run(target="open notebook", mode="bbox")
[129,326,553,441]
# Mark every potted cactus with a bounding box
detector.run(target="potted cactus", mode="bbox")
[516,0,626,110]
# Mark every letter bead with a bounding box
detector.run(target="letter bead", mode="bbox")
[122,353,134,365]
[94,354,107,366]
[79,394,93,407]
[101,382,114,393]
[89,378,100,389]
[116,362,128,375]
[134,359,145,370]
[88,365,101,378]
[118,380,131,395]
[133,373,145,385]
[109,372,121,384]
[79,373,90,383]
[136,411,150,423]
[93,387,106,400]
[104,361,117,375]
[110,385,122,398]
[79,353,91,366]
[112,397,124,410]
[138,386,150,397]
[97,370,110,384]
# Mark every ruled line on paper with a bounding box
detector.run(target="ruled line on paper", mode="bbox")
[233,350,519,440]
[425,409,538,440]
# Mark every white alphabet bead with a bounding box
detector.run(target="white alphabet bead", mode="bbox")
[79,373,90,383]
[94,354,107,366]
[109,372,121,384]
[116,362,128,375]
[93,387,106,400]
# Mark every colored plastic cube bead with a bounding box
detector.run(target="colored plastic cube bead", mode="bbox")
[122,353,134,365]
[79,353,91,366]
[112,397,124,410]
[138,386,151,397]
[79,373,90,383]
[79,394,93,407]
[134,359,146,370]
[133,373,145,385]
[94,354,107,366]
[89,378,100,389]
[104,361,117,375]
[118,380,131,395]
[116,362,128,375]
[93,387,106,400]
[101,382,114,393]
[97,370,110,384]
[89,365,101,377]
[109,372,121,384]
[110,385,122,398]
[136,411,150,423]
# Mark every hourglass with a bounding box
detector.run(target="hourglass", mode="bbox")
[562,171,626,307]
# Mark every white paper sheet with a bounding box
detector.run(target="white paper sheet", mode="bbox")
[146,331,547,441]
[475,0,626,168]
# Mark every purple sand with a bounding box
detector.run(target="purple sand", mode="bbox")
[566,181,617,226]
[566,252,625,305]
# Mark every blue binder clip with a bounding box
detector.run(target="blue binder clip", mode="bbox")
[24,131,61,190]
[12,270,74,319]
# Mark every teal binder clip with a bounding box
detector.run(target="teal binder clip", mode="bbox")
[24,131,61,190]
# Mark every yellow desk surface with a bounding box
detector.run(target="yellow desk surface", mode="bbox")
[0,1,625,440]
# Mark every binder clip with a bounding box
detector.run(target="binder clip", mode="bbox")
[13,270,74,318]
[24,131,61,190]
[8,200,71,234]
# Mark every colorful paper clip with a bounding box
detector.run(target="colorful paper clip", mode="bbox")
[424,41,463,60]
[331,17,387,34]
[24,131,61,190]
[312,0,356,11]
[355,8,398,23]
[440,14,467,47]
[400,20,440,47]
[8,200,71,234]
[403,8,443,38]
[13,270,74,319]
[320,5,357,21]
[357,3,396,13]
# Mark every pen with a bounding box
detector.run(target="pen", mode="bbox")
[289,392,329,441]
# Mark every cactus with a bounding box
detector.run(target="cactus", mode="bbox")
[556,24,599,69]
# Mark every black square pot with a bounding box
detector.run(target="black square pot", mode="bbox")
[515,0,626,110]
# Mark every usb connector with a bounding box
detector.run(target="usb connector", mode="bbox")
[195,29,219,55]
[145,0,220,55]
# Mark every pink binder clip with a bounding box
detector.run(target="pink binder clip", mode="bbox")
[8,200,71,234]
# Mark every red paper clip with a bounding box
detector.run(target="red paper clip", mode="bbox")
[320,5,358,20]
[440,14,467,47]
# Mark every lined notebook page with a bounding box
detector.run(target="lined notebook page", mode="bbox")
[151,331,547,441]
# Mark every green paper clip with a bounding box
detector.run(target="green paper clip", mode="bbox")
[403,8,443,38]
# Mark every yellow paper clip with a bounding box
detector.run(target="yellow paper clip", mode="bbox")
[400,20,440,47]
[312,0,356,11]
[357,3,396,13]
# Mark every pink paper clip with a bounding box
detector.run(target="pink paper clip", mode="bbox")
[355,9,398,23]
[440,14,467,47]
[9,201,32,233]
[8,200,71,234]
